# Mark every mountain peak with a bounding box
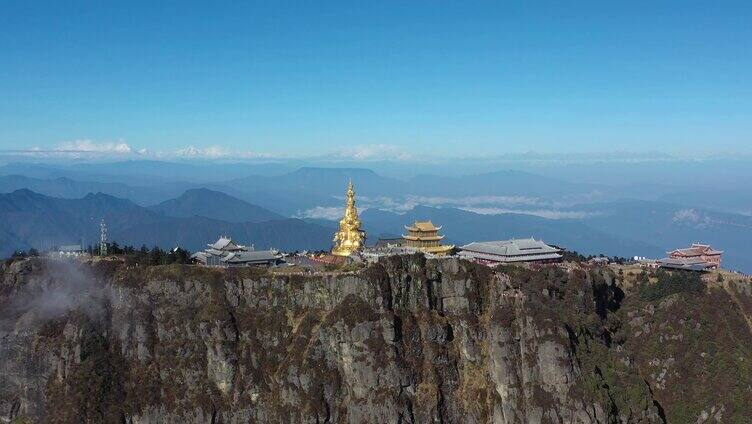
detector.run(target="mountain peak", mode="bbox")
[181,187,227,198]
[150,189,283,223]
[11,188,42,197]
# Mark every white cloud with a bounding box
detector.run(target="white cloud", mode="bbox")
[355,194,548,214]
[672,208,715,228]
[174,145,229,158]
[170,145,293,160]
[299,194,594,221]
[9,142,744,166]
[155,144,413,162]
[460,207,598,220]
[672,208,702,223]
[332,144,413,161]
[1,139,138,158]
[296,206,349,221]
[404,195,545,208]
[56,139,133,154]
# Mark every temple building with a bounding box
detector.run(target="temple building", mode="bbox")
[667,243,722,267]
[658,243,723,271]
[332,181,366,256]
[458,238,562,265]
[191,236,283,267]
[402,220,454,255]
[374,237,405,249]
[49,244,86,259]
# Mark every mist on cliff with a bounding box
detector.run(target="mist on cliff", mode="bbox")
[0,259,109,332]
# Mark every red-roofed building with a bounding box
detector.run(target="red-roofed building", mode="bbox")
[667,243,723,269]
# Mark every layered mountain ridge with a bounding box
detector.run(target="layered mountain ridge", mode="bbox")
[0,189,332,255]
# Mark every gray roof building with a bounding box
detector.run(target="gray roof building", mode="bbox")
[58,244,83,252]
[374,238,405,249]
[208,236,246,251]
[48,244,87,259]
[657,256,715,272]
[221,250,281,265]
[459,238,562,265]
[191,236,283,267]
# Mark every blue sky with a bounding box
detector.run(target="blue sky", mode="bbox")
[0,1,750,160]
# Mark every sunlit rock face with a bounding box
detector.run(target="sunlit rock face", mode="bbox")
[1,256,751,423]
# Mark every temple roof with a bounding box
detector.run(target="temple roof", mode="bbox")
[402,235,444,241]
[668,243,723,256]
[460,238,561,257]
[221,250,280,263]
[657,256,716,271]
[192,249,280,264]
[420,244,455,253]
[374,238,404,248]
[208,236,246,251]
[405,220,442,232]
[459,250,562,263]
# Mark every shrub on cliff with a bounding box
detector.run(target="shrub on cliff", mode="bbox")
[638,269,705,301]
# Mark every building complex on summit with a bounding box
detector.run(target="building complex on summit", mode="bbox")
[189,181,728,273]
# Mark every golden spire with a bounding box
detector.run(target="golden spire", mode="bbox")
[332,180,366,256]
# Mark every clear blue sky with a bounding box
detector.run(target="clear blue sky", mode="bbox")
[1,1,750,158]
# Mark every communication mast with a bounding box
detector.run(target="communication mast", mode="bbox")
[99,218,108,256]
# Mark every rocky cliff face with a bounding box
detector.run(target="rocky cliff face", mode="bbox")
[1,256,750,423]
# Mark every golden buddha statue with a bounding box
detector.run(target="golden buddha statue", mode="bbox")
[332,181,366,256]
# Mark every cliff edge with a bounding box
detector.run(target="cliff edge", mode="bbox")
[1,256,750,423]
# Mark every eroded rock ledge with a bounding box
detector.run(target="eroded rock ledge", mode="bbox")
[1,256,750,423]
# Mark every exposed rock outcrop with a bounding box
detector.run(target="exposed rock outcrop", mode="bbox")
[1,256,750,423]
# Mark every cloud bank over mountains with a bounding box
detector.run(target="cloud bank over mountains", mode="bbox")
[5,140,751,166]
[296,194,599,221]
[5,140,415,162]
[57,139,136,154]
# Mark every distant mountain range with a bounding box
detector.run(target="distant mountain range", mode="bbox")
[3,160,752,272]
[0,164,614,215]
[0,189,332,257]
[0,161,295,184]
[0,174,186,206]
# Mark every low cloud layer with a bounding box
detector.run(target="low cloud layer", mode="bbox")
[57,139,134,154]
[297,206,349,221]
[332,144,413,161]
[459,207,599,220]
[297,194,596,221]
[8,142,741,164]
[0,260,108,332]
[4,141,416,162]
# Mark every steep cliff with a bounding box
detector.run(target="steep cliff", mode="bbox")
[1,256,750,423]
